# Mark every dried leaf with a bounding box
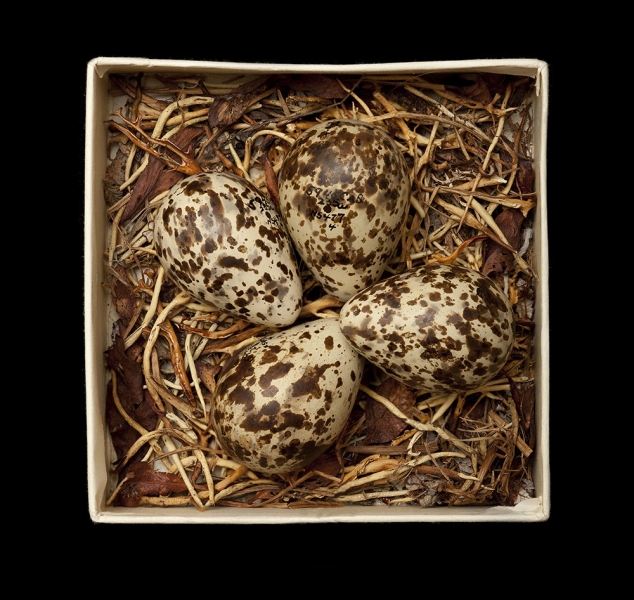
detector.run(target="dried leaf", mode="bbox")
[364,378,416,444]
[263,154,279,208]
[304,453,341,488]
[207,76,271,129]
[121,126,204,223]
[103,147,128,206]
[105,333,145,408]
[515,381,535,430]
[446,73,509,106]
[105,333,157,462]
[195,360,222,394]
[278,74,347,99]
[482,208,525,276]
[110,266,137,326]
[110,75,171,112]
[247,490,279,504]
[117,462,191,507]
[105,380,139,464]
[447,75,494,104]
[517,158,535,195]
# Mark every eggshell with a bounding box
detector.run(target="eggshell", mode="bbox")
[278,119,411,301]
[154,172,303,327]
[339,263,515,394]
[211,318,364,474]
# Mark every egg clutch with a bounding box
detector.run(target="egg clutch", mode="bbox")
[152,119,516,475]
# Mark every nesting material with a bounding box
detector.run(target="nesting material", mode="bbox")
[86,59,549,522]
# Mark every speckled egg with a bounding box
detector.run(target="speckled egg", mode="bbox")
[339,263,515,394]
[211,318,364,474]
[154,171,303,327]
[278,119,411,302]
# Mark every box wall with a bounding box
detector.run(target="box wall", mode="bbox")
[85,64,112,518]
[85,58,550,523]
[530,64,551,518]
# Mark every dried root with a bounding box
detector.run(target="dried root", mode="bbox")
[103,71,538,509]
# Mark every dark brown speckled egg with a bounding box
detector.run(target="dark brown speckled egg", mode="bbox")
[211,318,364,474]
[278,119,411,302]
[339,263,515,394]
[154,172,303,327]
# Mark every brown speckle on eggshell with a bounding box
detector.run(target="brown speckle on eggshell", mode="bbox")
[339,262,515,394]
[211,318,364,474]
[154,171,303,327]
[278,119,411,302]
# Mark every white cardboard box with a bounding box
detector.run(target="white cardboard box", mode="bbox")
[85,57,550,523]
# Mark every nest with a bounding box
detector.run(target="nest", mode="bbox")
[102,69,537,510]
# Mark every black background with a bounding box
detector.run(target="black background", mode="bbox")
[67,34,564,550]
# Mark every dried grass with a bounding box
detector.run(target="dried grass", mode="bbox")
[102,69,537,509]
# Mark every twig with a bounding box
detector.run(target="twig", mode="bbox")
[108,110,203,175]
[359,384,477,458]
[103,71,538,509]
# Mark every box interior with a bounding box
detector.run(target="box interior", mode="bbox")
[85,58,550,523]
